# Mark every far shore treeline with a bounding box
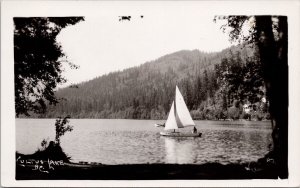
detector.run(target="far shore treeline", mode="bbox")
[26,45,269,120]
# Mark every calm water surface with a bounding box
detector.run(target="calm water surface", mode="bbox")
[16,119,272,165]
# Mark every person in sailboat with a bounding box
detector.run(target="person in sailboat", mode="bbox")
[192,126,197,134]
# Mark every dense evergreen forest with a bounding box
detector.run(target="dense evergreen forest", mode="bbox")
[37,45,269,120]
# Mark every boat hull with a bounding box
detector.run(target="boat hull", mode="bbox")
[160,131,202,137]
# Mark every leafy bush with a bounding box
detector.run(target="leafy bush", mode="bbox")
[55,116,73,145]
[33,141,71,162]
[228,106,240,120]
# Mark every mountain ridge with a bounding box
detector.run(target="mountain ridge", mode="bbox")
[39,44,258,119]
[61,47,235,90]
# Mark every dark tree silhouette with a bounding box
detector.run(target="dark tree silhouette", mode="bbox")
[215,15,288,178]
[14,17,84,117]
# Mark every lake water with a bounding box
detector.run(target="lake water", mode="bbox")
[16,119,272,165]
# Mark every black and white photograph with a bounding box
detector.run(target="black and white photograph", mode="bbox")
[1,0,300,187]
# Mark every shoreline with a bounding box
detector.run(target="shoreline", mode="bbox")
[15,117,271,122]
[16,144,281,180]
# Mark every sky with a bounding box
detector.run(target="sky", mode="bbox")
[56,4,233,87]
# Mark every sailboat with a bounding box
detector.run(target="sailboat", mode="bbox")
[158,86,202,137]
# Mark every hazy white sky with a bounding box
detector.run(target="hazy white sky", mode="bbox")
[56,4,232,87]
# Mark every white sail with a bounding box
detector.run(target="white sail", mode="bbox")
[164,101,178,130]
[175,86,195,127]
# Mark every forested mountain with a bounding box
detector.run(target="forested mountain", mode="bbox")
[38,45,268,120]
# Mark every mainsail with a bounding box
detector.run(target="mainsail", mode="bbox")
[175,86,195,127]
[164,86,195,130]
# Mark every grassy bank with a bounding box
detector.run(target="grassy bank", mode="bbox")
[16,162,279,180]
[16,153,279,180]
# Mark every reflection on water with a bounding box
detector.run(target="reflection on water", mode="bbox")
[162,128,271,164]
[164,137,197,164]
[16,119,272,165]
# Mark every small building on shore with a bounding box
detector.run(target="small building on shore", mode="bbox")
[243,104,252,114]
